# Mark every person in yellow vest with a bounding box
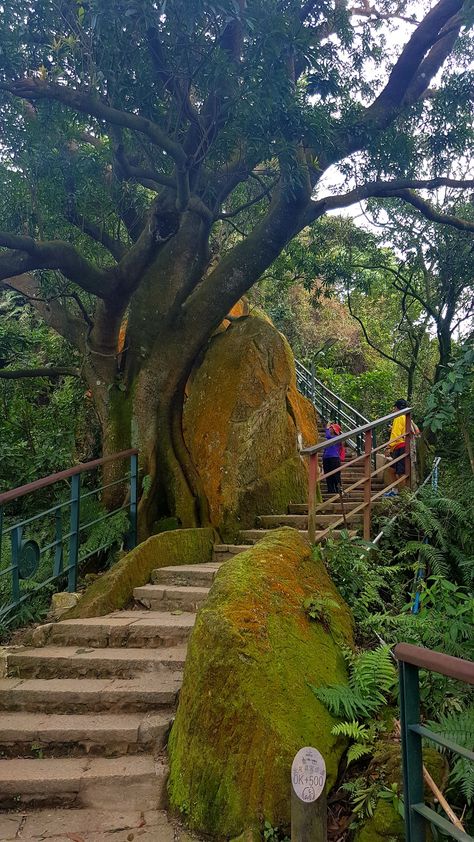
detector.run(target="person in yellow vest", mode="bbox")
[385,398,408,496]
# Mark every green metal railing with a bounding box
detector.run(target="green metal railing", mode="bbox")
[395,643,474,842]
[295,359,371,455]
[0,449,138,625]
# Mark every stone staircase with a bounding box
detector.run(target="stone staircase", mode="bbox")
[213,442,385,560]
[0,426,386,836]
[0,561,224,836]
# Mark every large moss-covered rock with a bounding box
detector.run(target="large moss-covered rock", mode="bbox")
[184,313,318,541]
[168,527,353,838]
[64,527,215,618]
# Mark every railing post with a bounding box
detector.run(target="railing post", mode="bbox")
[308,454,319,544]
[405,411,412,489]
[129,452,138,549]
[363,429,372,541]
[11,526,21,606]
[68,474,81,592]
[399,660,425,842]
[311,361,315,404]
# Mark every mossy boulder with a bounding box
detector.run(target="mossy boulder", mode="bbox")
[64,527,215,618]
[184,313,318,541]
[168,527,354,838]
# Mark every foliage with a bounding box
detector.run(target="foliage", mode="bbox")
[303,594,340,632]
[0,293,98,495]
[0,0,472,528]
[263,821,290,842]
[310,645,396,720]
[425,344,474,433]
[428,705,474,805]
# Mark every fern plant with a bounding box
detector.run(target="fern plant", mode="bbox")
[310,645,397,720]
[428,705,474,805]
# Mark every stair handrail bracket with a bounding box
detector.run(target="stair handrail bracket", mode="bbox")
[301,407,413,543]
[395,643,474,842]
[0,449,139,625]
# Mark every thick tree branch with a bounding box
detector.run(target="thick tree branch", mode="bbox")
[0,78,187,165]
[402,13,463,104]
[0,233,114,297]
[308,178,474,232]
[0,367,79,380]
[2,274,86,351]
[368,0,464,113]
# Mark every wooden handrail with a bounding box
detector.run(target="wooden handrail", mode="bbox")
[394,643,474,684]
[0,449,139,506]
[301,407,412,455]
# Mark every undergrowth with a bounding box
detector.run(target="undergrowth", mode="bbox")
[312,477,474,834]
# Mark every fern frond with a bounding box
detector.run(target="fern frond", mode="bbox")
[331,721,371,740]
[347,743,374,766]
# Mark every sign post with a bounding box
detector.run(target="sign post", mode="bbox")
[291,747,327,842]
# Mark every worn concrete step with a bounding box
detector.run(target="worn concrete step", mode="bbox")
[0,674,182,713]
[239,528,357,544]
[31,610,196,649]
[0,711,172,758]
[213,544,249,562]
[134,585,209,612]
[152,563,221,587]
[5,646,187,680]
[257,513,363,529]
[0,754,167,810]
[288,502,361,514]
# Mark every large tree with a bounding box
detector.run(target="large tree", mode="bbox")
[0,0,473,533]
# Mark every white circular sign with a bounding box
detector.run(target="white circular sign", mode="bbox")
[291,746,326,803]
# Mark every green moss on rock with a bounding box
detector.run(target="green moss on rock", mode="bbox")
[168,527,353,838]
[65,527,215,619]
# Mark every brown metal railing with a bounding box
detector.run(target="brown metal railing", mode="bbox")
[300,408,412,541]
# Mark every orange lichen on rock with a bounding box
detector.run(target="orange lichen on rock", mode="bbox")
[183,311,318,540]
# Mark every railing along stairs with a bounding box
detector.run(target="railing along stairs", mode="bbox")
[300,408,413,543]
[295,359,370,454]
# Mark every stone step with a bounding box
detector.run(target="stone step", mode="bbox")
[5,646,187,680]
[0,711,172,758]
[152,563,221,587]
[31,610,196,649]
[213,544,249,562]
[257,513,362,529]
[0,675,182,714]
[134,585,209,612]
[288,502,360,514]
[0,754,167,810]
[239,528,357,544]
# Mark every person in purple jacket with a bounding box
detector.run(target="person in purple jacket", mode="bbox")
[323,422,342,494]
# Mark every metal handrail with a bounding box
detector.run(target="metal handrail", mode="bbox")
[0,450,139,623]
[395,643,474,842]
[295,360,369,424]
[0,449,138,506]
[300,407,411,455]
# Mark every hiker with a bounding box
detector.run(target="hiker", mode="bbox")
[323,422,344,494]
[385,398,409,495]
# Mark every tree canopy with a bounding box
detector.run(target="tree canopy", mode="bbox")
[0,0,473,529]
